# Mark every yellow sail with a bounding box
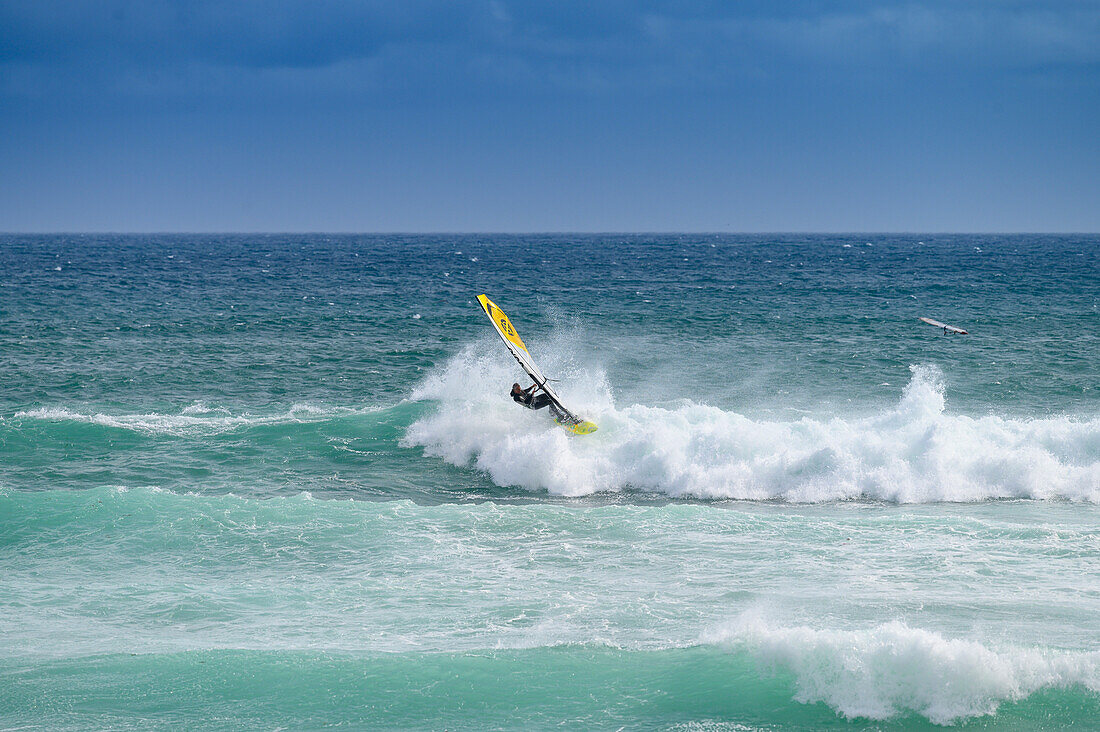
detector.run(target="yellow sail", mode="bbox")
[478,295,530,356]
[477,294,597,435]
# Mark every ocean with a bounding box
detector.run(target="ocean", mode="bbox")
[1,233,1098,730]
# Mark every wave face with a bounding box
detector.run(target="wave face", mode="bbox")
[4,643,1099,731]
[407,352,1100,501]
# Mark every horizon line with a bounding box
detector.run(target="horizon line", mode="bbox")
[3,230,1098,237]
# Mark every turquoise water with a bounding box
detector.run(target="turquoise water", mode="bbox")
[2,234,1098,729]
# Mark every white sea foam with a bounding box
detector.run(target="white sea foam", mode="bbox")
[405,348,1100,501]
[14,403,346,436]
[704,615,1100,724]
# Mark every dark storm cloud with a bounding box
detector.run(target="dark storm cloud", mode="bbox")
[2,1,1097,99]
[0,1,481,67]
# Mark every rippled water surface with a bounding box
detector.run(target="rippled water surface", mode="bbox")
[2,234,1098,729]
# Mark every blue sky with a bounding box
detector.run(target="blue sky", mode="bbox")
[1,1,1097,231]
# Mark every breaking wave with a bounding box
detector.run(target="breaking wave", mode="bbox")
[405,346,1100,501]
[704,614,1100,724]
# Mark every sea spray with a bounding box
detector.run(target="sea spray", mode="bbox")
[406,358,1100,501]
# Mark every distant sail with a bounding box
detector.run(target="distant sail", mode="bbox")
[920,317,968,335]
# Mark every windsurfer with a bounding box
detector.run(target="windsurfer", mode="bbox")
[511,382,566,421]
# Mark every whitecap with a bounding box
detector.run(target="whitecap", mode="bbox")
[704,614,1100,724]
[405,351,1100,502]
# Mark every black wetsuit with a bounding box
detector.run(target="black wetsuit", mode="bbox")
[513,386,567,421]
[513,387,552,410]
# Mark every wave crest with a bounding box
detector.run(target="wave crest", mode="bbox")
[405,354,1100,501]
[705,614,1100,724]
